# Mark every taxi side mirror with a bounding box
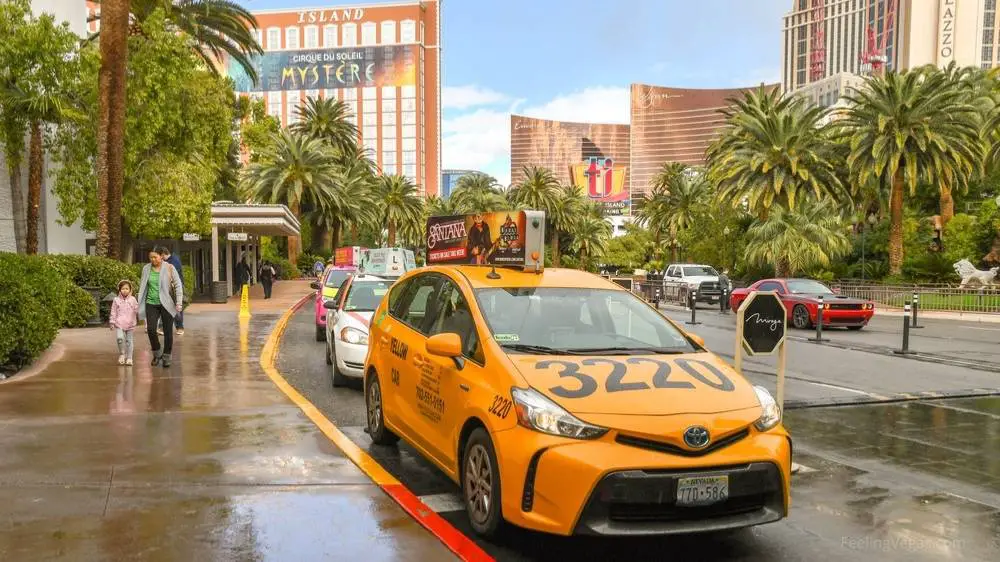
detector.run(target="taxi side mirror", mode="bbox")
[310,281,321,291]
[688,333,705,348]
[427,333,462,357]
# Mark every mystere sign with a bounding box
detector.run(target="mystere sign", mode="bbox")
[228,45,416,93]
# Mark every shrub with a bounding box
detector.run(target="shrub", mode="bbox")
[0,254,63,368]
[41,254,140,296]
[63,284,98,328]
[268,255,297,280]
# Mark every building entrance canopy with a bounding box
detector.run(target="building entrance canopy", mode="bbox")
[209,202,300,302]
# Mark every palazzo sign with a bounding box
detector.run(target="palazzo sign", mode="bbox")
[937,0,956,65]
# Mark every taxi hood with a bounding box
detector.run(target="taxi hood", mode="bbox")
[509,352,762,416]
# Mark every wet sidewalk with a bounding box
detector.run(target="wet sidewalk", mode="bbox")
[0,292,453,560]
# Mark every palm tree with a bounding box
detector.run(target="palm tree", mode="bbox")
[707,87,847,219]
[91,0,263,82]
[448,172,507,214]
[547,185,586,267]
[635,162,709,262]
[375,175,423,246]
[509,166,562,261]
[292,97,359,157]
[94,0,129,258]
[243,131,339,263]
[569,211,612,268]
[633,182,671,252]
[841,68,984,274]
[425,194,459,217]
[743,199,850,277]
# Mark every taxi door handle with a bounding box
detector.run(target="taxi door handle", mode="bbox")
[459,383,470,392]
[379,336,389,345]
[412,354,426,367]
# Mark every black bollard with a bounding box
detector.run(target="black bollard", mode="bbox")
[894,304,912,355]
[686,289,700,325]
[911,292,923,329]
[810,295,826,342]
[720,287,728,313]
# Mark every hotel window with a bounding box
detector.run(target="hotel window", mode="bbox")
[381,21,397,44]
[286,91,301,124]
[383,150,397,166]
[403,124,416,140]
[420,22,425,43]
[267,92,281,118]
[403,164,417,181]
[285,27,300,50]
[253,29,262,48]
[304,25,319,48]
[401,20,416,43]
[344,88,358,127]
[342,23,358,46]
[267,27,281,50]
[362,22,377,46]
[383,124,397,144]
[323,24,338,47]
[363,137,377,156]
[403,138,416,152]
[324,88,337,100]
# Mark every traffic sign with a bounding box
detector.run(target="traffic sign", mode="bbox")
[738,291,786,356]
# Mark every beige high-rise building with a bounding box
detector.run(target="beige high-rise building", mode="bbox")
[782,1,1000,94]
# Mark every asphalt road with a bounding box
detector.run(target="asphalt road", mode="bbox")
[277,306,1000,561]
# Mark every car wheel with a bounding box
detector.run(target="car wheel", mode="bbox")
[847,325,864,331]
[315,325,326,342]
[365,372,398,445]
[331,346,348,387]
[462,428,505,538]
[792,305,812,329]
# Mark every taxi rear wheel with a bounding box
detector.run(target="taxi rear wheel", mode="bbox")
[462,428,504,538]
[365,373,398,445]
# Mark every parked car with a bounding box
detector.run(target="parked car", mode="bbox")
[323,274,392,387]
[310,265,355,341]
[729,278,875,330]
[663,263,725,304]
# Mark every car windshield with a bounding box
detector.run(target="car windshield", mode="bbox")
[324,270,351,288]
[683,266,718,276]
[475,287,697,355]
[786,280,834,294]
[343,280,391,311]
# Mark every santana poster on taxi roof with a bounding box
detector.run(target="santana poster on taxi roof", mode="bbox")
[426,212,527,265]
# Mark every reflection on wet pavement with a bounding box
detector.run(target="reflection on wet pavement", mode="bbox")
[0,313,452,561]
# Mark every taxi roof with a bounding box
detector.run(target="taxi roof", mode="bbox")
[438,265,626,290]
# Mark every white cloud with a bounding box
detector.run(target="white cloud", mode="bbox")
[442,85,509,109]
[441,87,630,186]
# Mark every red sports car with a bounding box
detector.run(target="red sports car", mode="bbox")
[729,278,875,330]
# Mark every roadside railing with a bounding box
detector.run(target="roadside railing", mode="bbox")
[831,281,1000,314]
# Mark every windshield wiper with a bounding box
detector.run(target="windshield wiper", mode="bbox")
[563,346,690,355]
[499,343,566,355]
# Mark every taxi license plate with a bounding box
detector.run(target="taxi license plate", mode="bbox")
[676,475,729,507]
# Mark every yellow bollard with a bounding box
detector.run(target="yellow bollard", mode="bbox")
[239,316,250,357]
[239,283,251,319]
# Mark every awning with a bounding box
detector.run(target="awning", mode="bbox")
[211,202,300,237]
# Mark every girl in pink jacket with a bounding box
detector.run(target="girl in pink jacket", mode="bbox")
[110,280,139,365]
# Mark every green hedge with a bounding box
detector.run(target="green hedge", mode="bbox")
[0,254,65,368]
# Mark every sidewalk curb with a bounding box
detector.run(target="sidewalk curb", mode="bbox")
[785,388,1000,410]
[261,294,492,562]
[0,342,65,385]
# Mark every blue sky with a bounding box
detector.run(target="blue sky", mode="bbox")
[237,0,788,183]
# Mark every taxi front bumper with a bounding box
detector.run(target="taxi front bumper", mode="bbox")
[334,339,367,378]
[495,427,791,536]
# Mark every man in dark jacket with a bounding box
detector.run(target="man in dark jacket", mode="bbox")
[159,246,185,335]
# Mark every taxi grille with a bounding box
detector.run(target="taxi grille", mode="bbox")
[609,493,767,523]
[615,428,750,458]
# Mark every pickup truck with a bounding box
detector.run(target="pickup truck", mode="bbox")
[662,263,727,305]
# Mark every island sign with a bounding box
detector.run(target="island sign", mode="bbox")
[737,291,787,356]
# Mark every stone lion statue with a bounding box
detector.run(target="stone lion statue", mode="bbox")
[953,259,999,288]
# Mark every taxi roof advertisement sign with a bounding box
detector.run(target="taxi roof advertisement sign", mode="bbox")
[426,211,545,268]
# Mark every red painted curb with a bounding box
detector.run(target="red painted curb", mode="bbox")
[383,484,494,562]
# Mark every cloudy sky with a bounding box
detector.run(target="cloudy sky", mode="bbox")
[238,0,788,184]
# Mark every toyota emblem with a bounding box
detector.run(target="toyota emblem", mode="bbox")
[683,426,711,449]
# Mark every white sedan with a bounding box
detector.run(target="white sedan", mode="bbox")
[324,275,392,387]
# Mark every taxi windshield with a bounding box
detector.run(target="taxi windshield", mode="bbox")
[475,287,697,355]
[325,270,351,288]
[344,280,391,311]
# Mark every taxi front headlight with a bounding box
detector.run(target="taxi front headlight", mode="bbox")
[511,387,607,440]
[340,327,368,345]
[753,385,781,431]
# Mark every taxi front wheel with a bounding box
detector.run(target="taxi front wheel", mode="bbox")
[365,372,399,445]
[462,428,505,538]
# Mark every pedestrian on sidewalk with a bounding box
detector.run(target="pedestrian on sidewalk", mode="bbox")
[160,247,185,335]
[259,260,276,299]
[109,280,139,366]
[236,257,252,289]
[137,248,183,368]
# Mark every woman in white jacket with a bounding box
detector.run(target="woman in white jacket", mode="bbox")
[136,247,183,367]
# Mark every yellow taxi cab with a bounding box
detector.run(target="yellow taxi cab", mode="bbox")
[364,265,791,538]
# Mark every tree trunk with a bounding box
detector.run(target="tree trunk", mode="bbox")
[287,199,301,266]
[939,183,955,226]
[888,171,905,275]
[671,245,678,263]
[331,218,341,251]
[776,256,792,278]
[312,222,328,253]
[387,220,396,246]
[96,0,129,258]
[25,122,42,255]
[7,154,26,253]
[551,229,560,267]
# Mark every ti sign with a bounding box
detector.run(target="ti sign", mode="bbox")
[569,157,630,217]
[738,291,787,356]
[227,232,249,242]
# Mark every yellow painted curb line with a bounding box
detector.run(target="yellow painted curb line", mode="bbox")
[259,296,400,486]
